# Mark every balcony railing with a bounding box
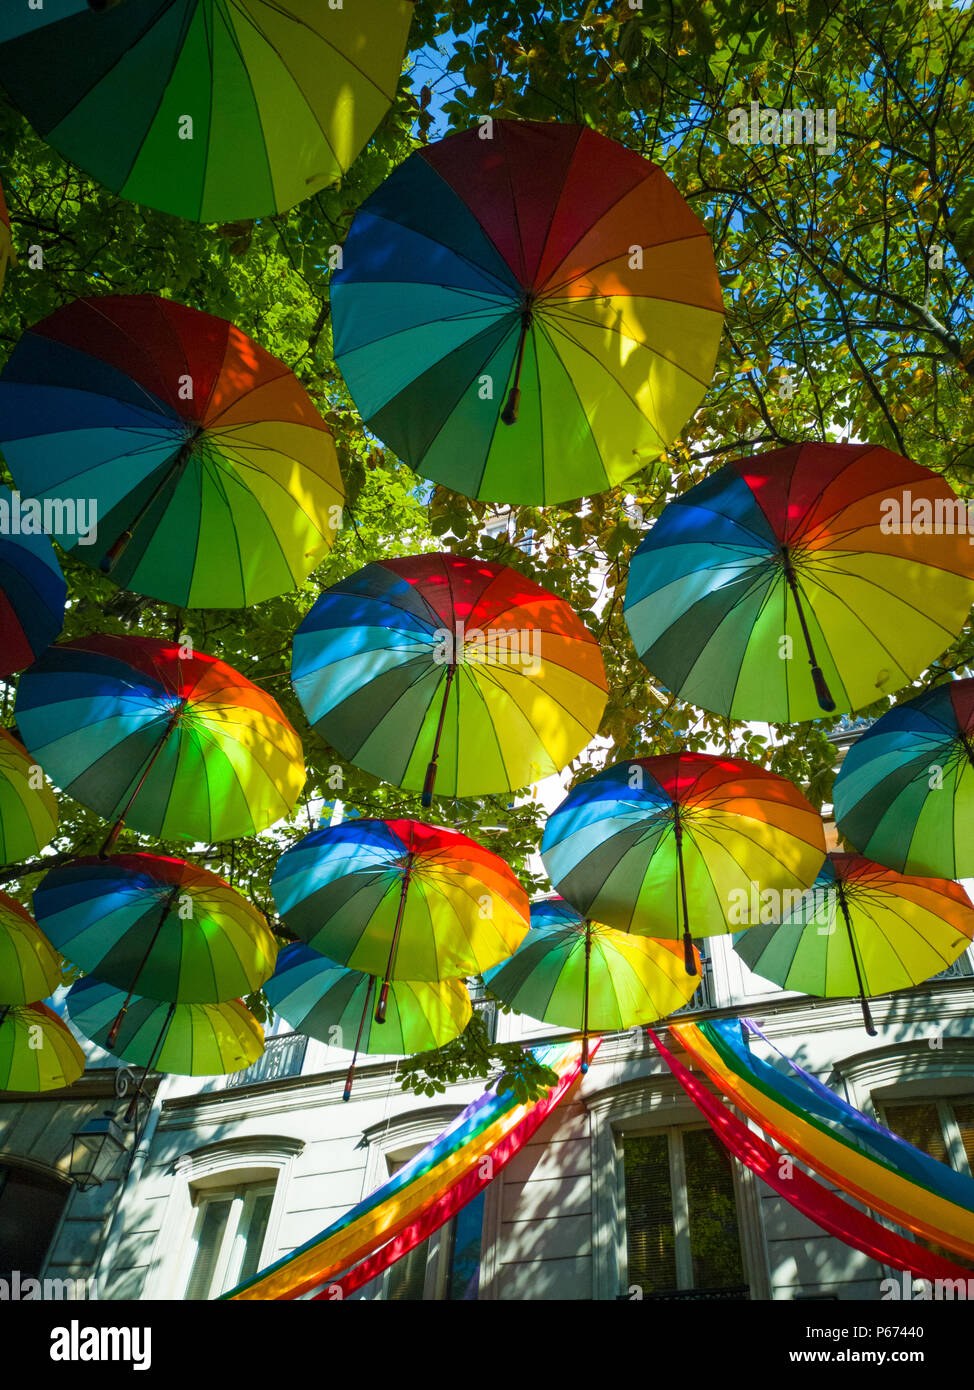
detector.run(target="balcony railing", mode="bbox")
[224,1031,308,1089]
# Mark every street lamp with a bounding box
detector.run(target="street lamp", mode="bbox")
[67,1067,151,1191]
[68,1112,127,1192]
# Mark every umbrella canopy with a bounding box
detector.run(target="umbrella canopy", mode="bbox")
[832,678,974,879]
[541,752,827,973]
[0,892,61,1007]
[331,119,724,504]
[66,976,263,1077]
[0,295,343,607]
[0,727,58,866]
[271,819,529,1020]
[292,552,608,805]
[624,443,974,723]
[0,2,413,223]
[33,854,278,1005]
[0,1000,84,1092]
[0,482,66,678]
[734,852,974,1035]
[265,941,471,1101]
[0,173,14,293]
[15,634,305,850]
[485,897,700,1067]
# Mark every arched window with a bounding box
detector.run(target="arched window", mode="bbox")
[0,1160,71,1278]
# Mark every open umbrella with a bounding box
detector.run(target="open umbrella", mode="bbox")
[271,819,529,1023]
[33,854,277,1012]
[541,752,827,975]
[0,727,58,866]
[734,852,974,1035]
[0,892,60,1007]
[264,941,472,1101]
[0,173,14,293]
[832,678,974,879]
[624,443,974,723]
[15,634,305,851]
[485,897,700,1071]
[0,295,344,607]
[0,2,414,223]
[0,482,66,678]
[66,975,263,1077]
[331,119,724,504]
[0,1001,84,1092]
[292,551,608,806]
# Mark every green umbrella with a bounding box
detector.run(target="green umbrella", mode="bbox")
[734,852,974,1036]
[0,892,61,1007]
[66,976,264,1077]
[0,1001,84,1093]
[0,727,58,867]
[0,1,414,222]
[264,942,472,1101]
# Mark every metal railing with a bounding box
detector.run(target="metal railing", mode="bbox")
[224,1032,308,1089]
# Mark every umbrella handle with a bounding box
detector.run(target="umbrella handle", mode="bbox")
[682,930,697,977]
[674,815,698,977]
[421,760,438,809]
[811,664,836,713]
[375,980,391,1025]
[343,1063,357,1103]
[860,994,877,1037]
[500,386,521,426]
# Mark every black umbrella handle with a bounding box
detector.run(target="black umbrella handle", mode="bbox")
[782,550,836,713]
[837,878,877,1037]
[674,815,697,978]
[422,664,456,808]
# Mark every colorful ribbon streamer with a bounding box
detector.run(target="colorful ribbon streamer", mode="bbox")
[650,1028,974,1286]
[224,1040,589,1300]
[670,1020,974,1262]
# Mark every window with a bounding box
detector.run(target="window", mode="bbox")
[881,1096,974,1177]
[378,1155,485,1301]
[183,1181,275,1300]
[623,1127,747,1299]
[0,1163,70,1278]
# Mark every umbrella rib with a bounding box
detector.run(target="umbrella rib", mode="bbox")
[541,230,717,301]
[350,206,521,298]
[542,299,719,392]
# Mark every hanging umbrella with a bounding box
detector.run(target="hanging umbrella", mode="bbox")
[540,752,827,975]
[33,854,278,1015]
[271,819,529,1023]
[0,482,66,679]
[292,551,608,806]
[734,852,974,1035]
[66,975,263,1077]
[0,173,14,293]
[0,2,414,223]
[331,119,724,505]
[0,727,58,866]
[264,941,472,1101]
[484,897,701,1071]
[0,1000,84,1092]
[832,678,974,879]
[624,443,974,723]
[0,295,344,607]
[15,634,305,851]
[0,892,60,1006]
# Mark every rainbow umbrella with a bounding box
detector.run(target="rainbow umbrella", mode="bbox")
[271,819,529,1023]
[734,851,974,1035]
[0,295,343,607]
[0,172,14,293]
[0,1001,84,1092]
[624,443,974,723]
[264,941,472,1101]
[66,975,263,1077]
[0,482,66,679]
[485,897,700,1071]
[832,678,974,879]
[0,727,58,866]
[292,551,608,806]
[0,892,60,1007]
[541,753,826,975]
[33,854,277,1013]
[0,2,413,223]
[14,634,305,851]
[331,119,724,504]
